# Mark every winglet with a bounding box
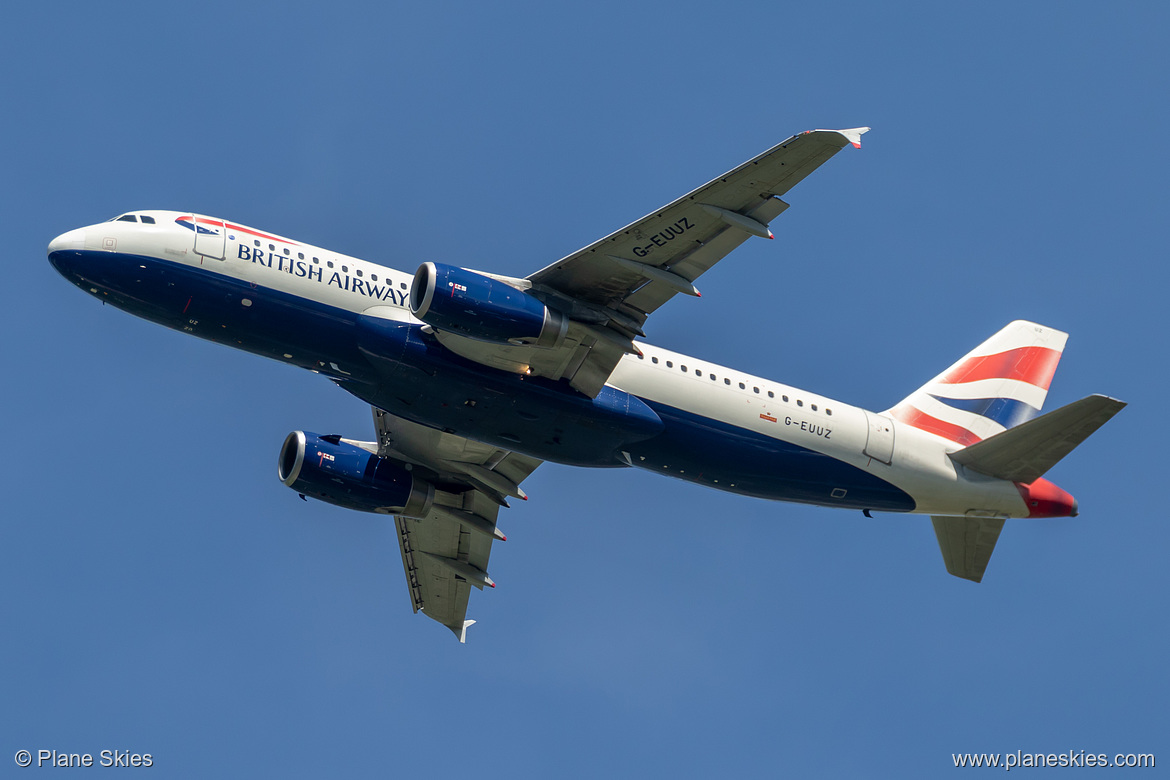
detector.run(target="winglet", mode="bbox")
[458,619,476,644]
[819,127,871,149]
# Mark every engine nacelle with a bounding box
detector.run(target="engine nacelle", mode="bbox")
[410,261,566,347]
[278,431,433,515]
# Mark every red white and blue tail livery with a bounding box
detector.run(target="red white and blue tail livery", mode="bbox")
[889,320,1066,447]
[46,127,1125,641]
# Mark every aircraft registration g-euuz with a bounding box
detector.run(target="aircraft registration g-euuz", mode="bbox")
[48,127,1125,642]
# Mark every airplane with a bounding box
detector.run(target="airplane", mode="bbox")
[47,127,1125,642]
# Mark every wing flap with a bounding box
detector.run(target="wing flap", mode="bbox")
[931,515,1006,583]
[949,394,1126,483]
[375,408,542,641]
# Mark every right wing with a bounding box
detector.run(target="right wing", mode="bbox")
[372,408,542,642]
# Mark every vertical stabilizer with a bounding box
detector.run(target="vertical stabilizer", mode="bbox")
[887,321,1067,446]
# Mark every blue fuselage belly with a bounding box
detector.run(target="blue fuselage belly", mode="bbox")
[627,401,914,510]
[51,249,914,510]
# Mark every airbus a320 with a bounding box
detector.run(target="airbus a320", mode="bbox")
[48,127,1125,641]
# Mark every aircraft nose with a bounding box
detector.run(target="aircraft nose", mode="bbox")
[48,228,86,256]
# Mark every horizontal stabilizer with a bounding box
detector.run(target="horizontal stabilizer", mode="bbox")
[932,515,1005,583]
[949,394,1126,483]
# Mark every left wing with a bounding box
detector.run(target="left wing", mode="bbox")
[430,128,868,397]
[372,408,542,642]
[527,127,869,317]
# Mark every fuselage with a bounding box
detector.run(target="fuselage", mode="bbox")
[47,210,1068,519]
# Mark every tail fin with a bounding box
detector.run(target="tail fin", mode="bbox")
[887,321,1068,446]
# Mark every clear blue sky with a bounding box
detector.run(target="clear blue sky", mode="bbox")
[3,2,1166,776]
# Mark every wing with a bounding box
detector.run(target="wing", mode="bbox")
[528,127,869,315]
[432,128,868,397]
[372,407,542,642]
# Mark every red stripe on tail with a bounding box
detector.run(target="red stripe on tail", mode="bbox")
[890,406,983,446]
[939,346,1062,390]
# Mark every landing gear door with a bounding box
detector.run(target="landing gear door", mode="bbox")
[863,411,895,465]
[192,214,226,260]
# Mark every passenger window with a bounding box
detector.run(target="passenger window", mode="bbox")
[327,261,334,269]
[371,274,378,282]
[651,357,659,364]
[695,369,701,376]
[312,257,319,263]
[283,248,289,256]
[811,404,818,411]
[738,382,745,390]
[797,400,804,407]
[254,240,261,247]
[753,387,759,394]
[666,361,673,368]
[783,395,789,402]
[269,244,275,251]
[768,391,774,398]
[117,215,137,222]
[356,269,363,277]
[681,365,687,372]
[342,266,348,273]
[826,409,833,416]
[400,282,407,290]
[637,353,644,359]
[724,378,730,385]
[298,252,304,260]
[140,215,156,224]
[710,374,716,380]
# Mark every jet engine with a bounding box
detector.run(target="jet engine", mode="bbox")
[409,262,566,347]
[278,431,433,515]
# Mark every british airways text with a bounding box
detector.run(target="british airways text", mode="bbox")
[237,245,409,306]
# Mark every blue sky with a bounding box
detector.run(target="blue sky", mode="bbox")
[3,1,1166,776]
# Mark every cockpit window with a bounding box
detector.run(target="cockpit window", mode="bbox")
[116,214,138,222]
[140,215,156,224]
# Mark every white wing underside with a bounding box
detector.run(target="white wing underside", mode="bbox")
[433,128,869,397]
[372,408,542,642]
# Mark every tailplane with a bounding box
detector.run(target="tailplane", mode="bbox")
[949,394,1127,483]
[931,516,1005,583]
[888,320,1068,446]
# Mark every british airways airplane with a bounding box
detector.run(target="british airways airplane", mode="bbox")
[47,128,1124,641]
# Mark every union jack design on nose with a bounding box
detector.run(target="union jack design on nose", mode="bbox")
[887,321,1068,446]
